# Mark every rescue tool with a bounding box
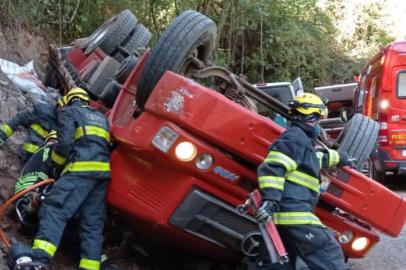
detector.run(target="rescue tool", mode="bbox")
[237,189,289,264]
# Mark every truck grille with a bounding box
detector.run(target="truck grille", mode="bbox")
[170,189,259,254]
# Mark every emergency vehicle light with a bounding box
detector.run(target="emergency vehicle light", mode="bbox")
[351,237,369,251]
[152,126,179,153]
[380,100,390,110]
[175,142,197,161]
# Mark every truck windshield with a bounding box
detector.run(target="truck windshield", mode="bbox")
[397,71,406,98]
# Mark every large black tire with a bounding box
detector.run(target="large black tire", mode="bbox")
[136,10,217,109]
[115,56,138,84]
[113,24,151,62]
[369,160,386,183]
[122,24,151,53]
[85,10,137,55]
[338,114,379,171]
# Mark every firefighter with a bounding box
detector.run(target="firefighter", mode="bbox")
[14,130,58,232]
[12,87,111,270]
[0,97,65,161]
[256,93,352,270]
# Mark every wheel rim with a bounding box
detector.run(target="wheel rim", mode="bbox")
[180,43,210,77]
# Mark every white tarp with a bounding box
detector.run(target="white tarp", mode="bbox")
[0,58,51,103]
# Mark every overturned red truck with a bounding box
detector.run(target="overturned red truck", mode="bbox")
[45,9,406,266]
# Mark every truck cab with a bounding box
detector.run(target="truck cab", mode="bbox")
[47,10,406,267]
[354,41,406,182]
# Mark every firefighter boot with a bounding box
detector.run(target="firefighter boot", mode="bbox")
[100,255,123,270]
[8,238,48,270]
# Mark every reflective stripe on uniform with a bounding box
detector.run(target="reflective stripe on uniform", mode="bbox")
[273,212,324,226]
[30,123,49,138]
[23,143,40,154]
[316,151,324,169]
[61,161,110,175]
[264,151,297,171]
[286,170,320,193]
[79,258,100,270]
[0,124,14,138]
[33,239,57,257]
[328,149,340,167]
[259,175,285,190]
[74,126,110,142]
[51,150,66,165]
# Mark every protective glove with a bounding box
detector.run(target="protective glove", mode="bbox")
[256,200,279,221]
[347,157,358,169]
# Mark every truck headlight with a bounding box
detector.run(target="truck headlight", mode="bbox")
[175,142,196,161]
[195,153,213,170]
[380,100,389,110]
[351,237,369,251]
[152,126,179,153]
[337,231,353,244]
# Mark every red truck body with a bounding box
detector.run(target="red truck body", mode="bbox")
[67,49,404,261]
[51,20,406,263]
[355,41,406,179]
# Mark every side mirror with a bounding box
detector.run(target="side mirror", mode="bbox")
[340,110,349,122]
[292,77,304,95]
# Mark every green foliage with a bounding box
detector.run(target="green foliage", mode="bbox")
[1,0,391,89]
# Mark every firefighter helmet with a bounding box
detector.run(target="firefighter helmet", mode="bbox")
[56,96,67,108]
[288,93,327,117]
[45,130,57,143]
[65,87,90,104]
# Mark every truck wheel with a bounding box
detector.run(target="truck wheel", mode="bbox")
[124,24,151,52]
[114,23,151,62]
[369,162,386,183]
[85,10,137,55]
[100,79,122,108]
[337,114,379,171]
[136,10,217,109]
[115,56,138,84]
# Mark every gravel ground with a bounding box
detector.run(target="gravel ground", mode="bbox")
[349,175,406,270]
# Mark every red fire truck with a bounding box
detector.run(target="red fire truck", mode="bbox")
[46,9,406,267]
[353,41,406,183]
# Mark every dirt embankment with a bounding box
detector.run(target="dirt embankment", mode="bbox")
[0,21,50,189]
[0,22,146,270]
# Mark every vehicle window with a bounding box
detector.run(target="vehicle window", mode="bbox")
[256,85,291,128]
[259,86,293,105]
[397,72,406,98]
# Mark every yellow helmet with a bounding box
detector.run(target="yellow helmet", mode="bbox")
[45,130,57,143]
[56,96,67,108]
[289,93,327,117]
[65,87,90,104]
